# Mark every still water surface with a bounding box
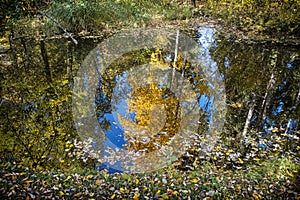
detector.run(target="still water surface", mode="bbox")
[0,26,299,172]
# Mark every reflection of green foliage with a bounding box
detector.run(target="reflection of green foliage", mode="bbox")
[0,38,97,169]
[209,34,300,151]
[0,0,50,35]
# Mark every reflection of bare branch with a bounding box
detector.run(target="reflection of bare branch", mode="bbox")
[35,1,78,45]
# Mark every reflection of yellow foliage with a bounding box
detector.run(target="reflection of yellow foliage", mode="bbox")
[118,84,180,153]
[150,48,191,71]
[150,48,167,66]
[150,48,209,95]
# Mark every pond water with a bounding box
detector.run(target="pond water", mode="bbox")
[0,26,299,172]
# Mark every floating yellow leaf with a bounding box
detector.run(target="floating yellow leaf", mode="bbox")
[111,194,116,199]
[231,102,242,108]
[135,178,139,185]
[133,193,140,200]
[272,128,278,133]
[89,193,95,197]
[286,170,293,177]
[160,194,169,199]
[86,174,94,179]
[59,191,64,196]
[190,178,199,183]
[252,193,262,200]
[237,185,242,190]
[64,176,71,182]
[95,179,102,185]
[74,192,82,197]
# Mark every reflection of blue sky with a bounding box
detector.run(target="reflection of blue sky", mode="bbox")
[100,27,219,147]
[224,55,230,69]
[96,27,223,173]
[102,113,126,148]
[197,27,220,126]
[272,101,284,116]
[198,95,211,112]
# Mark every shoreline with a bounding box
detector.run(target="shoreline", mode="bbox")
[8,16,300,46]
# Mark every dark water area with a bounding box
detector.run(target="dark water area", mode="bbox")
[0,26,299,172]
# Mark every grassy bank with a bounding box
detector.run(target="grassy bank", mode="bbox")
[12,0,194,38]
[1,131,299,199]
[7,0,299,44]
[1,156,299,199]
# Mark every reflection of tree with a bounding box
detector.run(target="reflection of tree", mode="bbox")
[211,34,300,148]
[118,83,180,153]
[0,37,97,168]
[96,49,152,130]
[94,46,212,159]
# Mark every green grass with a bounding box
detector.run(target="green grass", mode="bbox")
[39,0,194,35]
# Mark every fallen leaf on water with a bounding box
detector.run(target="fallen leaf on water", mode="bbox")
[252,193,262,200]
[59,191,64,196]
[133,193,140,200]
[74,192,82,197]
[95,179,102,185]
[111,193,116,199]
[190,178,199,183]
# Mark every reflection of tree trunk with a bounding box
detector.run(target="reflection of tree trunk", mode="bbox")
[9,24,17,65]
[258,70,276,129]
[258,50,278,129]
[241,95,256,146]
[293,85,300,136]
[170,30,179,91]
[285,85,300,134]
[40,40,52,82]
[20,37,29,66]
[67,42,74,85]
